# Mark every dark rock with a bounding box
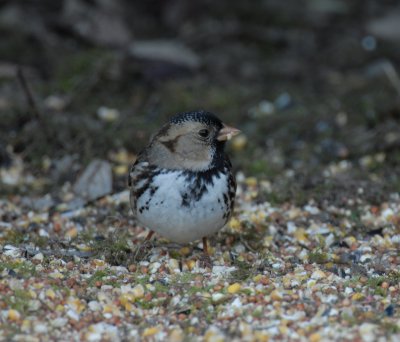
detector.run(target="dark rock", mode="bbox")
[384,304,395,317]
[62,0,132,47]
[94,235,106,241]
[0,3,48,39]
[0,143,12,167]
[73,159,112,201]
[306,0,348,15]
[367,8,400,43]
[129,40,201,70]
[349,250,363,263]
[22,194,55,212]
[8,269,18,277]
[275,92,293,111]
[366,227,384,236]
[317,139,349,159]
[52,155,80,184]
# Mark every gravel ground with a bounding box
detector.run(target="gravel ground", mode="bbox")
[2,1,400,340]
[1,167,400,342]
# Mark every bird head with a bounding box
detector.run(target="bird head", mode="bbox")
[147,111,240,171]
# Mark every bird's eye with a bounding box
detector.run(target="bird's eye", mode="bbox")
[198,129,210,138]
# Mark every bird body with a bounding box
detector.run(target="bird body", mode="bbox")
[129,111,239,245]
[131,165,233,243]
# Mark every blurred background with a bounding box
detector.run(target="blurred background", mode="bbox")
[1,0,400,207]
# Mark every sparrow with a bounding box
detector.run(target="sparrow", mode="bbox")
[128,110,240,255]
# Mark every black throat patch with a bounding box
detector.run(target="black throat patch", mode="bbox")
[179,166,225,207]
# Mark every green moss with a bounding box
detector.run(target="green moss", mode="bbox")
[248,159,279,177]
[366,272,400,294]
[87,270,111,287]
[5,289,32,314]
[262,191,283,206]
[169,272,214,297]
[0,260,37,278]
[0,184,24,197]
[341,312,358,326]
[240,288,253,296]
[373,287,387,297]
[32,236,49,249]
[84,232,136,266]
[382,322,400,334]
[367,276,385,288]
[173,272,198,284]
[3,230,25,245]
[205,309,217,324]
[387,271,400,284]
[343,276,361,288]
[153,281,169,294]
[0,29,43,66]
[79,229,96,242]
[308,250,328,264]
[51,284,71,297]
[169,250,182,259]
[349,209,363,227]
[252,307,263,318]
[133,274,151,286]
[137,299,157,310]
[51,49,112,94]
[229,260,254,281]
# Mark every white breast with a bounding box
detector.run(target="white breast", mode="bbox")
[135,170,230,243]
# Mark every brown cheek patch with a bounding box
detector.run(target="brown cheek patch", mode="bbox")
[160,135,181,152]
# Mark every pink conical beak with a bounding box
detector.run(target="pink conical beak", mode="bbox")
[217,123,241,141]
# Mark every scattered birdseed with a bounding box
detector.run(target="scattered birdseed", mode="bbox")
[1,176,400,341]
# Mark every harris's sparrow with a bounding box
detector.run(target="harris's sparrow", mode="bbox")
[128,110,240,254]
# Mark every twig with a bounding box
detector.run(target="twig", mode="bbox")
[21,245,94,258]
[382,61,400,98]
[240,234,258,253]
[16,66,52,140]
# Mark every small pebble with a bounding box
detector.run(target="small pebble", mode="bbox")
[227,283,241,294]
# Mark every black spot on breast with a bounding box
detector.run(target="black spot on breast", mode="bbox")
[178,165,234,209]
[141,185,159,207]
[132,168,159,198]
[149,186,159,196]
[223,193,228,206]
[181,193,190,207]
[180,171,212,207]
[193,184,208,200]
[130,164,163,211]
